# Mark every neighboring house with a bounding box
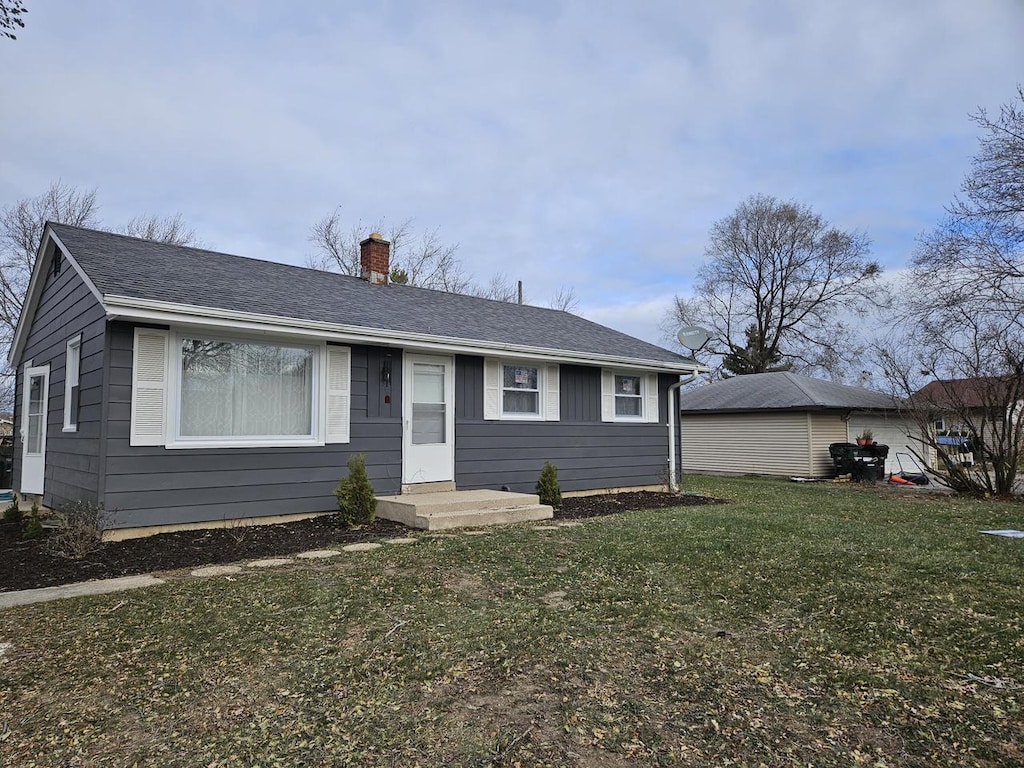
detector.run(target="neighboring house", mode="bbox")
[0,413,12,437]
[911,377,1024,467]
[677,372,918,478]
[912,377,1022,428]
[9,223,702,531]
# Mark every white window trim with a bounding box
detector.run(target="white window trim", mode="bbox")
[613,373,644,422]
[501,361,543,420]
[166,330,326,450]
[602,369,659,423]
[484,358,560,421]
[62,334,82,432]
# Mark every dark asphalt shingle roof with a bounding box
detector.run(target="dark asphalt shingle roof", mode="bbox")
[912,377,1018,409]
[51,223,694,368]
[678,372,898,413]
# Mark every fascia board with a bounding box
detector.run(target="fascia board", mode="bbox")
[103,295,707,374]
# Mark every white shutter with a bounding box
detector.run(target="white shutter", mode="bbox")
[545,364,560,421]
[483,358,500,420]
[645,373,660,423]
[326,346,351,443]
[601,368,615,422]
[130,328,168,446]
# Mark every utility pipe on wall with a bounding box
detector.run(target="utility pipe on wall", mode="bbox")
[667,370,700,492]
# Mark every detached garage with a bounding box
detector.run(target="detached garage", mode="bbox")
[678,372,919,478]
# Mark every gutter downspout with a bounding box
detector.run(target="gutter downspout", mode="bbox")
[668,369,700,492]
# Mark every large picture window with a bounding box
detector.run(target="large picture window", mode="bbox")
[178,336,315,441]
[503,364,540,417]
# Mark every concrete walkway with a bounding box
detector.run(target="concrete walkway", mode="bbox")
[0,520,586,609]
[0,574,165,609]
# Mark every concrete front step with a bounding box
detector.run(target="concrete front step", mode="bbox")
[375,489,553,531]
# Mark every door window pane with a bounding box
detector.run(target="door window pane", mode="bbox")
[412,363,446,444]
[27,375,45,454]
[412,403,445,444]
[413,364,445,403]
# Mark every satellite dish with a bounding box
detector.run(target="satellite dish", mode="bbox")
[677,326,710,352]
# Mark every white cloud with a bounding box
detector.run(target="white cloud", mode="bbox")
[1,0,1021,345]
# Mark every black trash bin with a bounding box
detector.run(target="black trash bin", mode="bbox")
[829,442,858,477]
[854,444,889,482]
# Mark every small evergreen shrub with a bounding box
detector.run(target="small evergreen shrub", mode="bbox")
[535,461,562,509]
[2,495,21,525]
[335,453,377,527]
[23,502,43,540]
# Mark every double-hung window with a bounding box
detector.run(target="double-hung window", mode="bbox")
[602,369,660,423]
[503,364,541,417]
[483,358,559,421]
[614,374,642,418]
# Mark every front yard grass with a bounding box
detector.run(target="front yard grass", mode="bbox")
[1,476,1022,767]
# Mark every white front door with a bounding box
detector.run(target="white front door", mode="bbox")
[21,365,49,495]
[403,354,455,484]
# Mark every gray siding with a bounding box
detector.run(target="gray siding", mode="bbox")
[13,245,106,506]
[101,323,403,528]
[454,357,672,493]
[561,364,601,422]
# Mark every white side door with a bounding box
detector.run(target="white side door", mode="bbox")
[21,365,50,495]
[403,354,455,484]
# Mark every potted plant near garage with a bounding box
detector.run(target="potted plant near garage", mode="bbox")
[856,429,874,446]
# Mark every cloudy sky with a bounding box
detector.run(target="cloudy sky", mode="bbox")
[1,1,1021,346]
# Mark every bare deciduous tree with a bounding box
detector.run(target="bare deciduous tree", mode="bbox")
[308,210,470,293]
[470,272,519,303]
[309,210,587,311]
[0,182,100,354]
[666,194,883,379]
[0,181,200,408]
[121,213,198,247]
[549,285,580,314]
[1,0,27,41]
[877,317,1024,496]
[878,87,1024,495]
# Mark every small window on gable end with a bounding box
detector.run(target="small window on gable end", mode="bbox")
[63,335,81,432]
[52,250,63,277]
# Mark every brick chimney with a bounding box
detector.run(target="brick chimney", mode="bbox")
[360,233,390,285]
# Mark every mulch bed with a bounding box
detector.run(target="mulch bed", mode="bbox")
[0,491,721,593]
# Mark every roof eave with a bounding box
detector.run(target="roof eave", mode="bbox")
[103,295,707,374]
[679,404,898,414]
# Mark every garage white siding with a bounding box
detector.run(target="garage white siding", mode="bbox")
[809,413,849,476]
[680,412,812,477]
[846,412,920,454]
